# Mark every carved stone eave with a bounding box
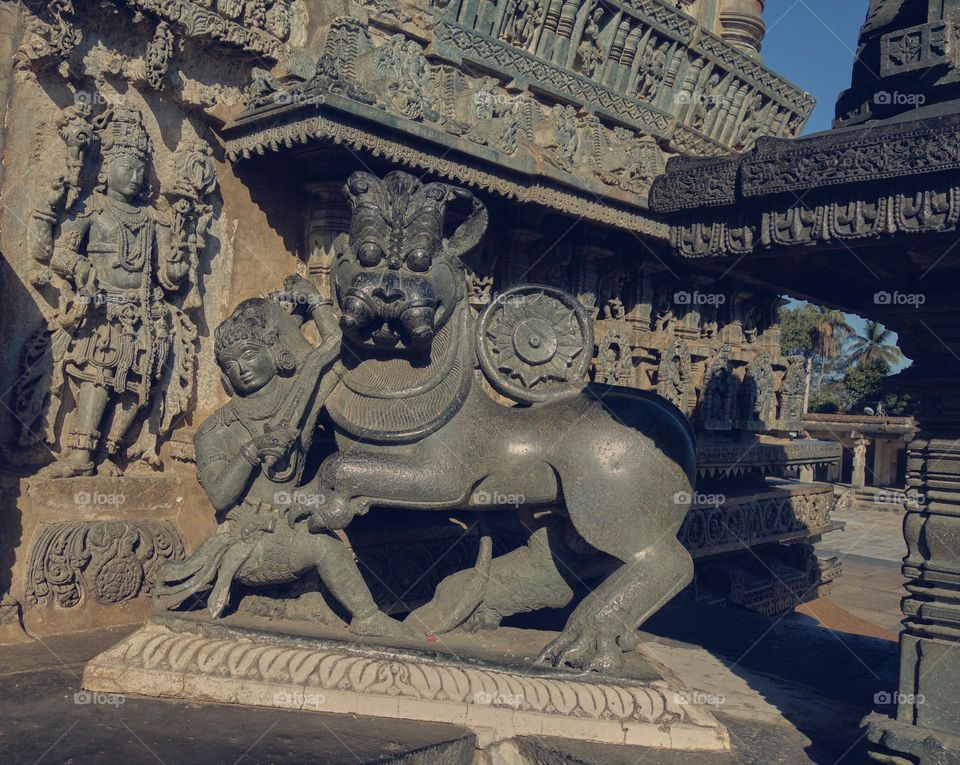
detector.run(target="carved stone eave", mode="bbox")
[647,109,960,263]
[652,109,960,214]
[223,94,669,238]
[695,438,842,479]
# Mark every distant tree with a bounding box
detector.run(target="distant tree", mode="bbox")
[842,358,890,413]
[778,303,818,358]
[808,392,842,413]
[846,320,904,368]
[812,306,854,392]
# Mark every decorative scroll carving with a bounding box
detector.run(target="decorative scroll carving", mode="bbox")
[86,621,728,738]
[678,489,834,554]
[26,520,184,608]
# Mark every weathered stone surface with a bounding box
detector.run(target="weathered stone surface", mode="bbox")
[83,615,731,754]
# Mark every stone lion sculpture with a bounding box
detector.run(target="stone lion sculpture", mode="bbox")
[159,169,697,673]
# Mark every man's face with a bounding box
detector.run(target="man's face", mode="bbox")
[219,342,277,394]
[106,154,145,201]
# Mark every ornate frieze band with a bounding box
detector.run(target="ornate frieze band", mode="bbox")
[83,620,730,751]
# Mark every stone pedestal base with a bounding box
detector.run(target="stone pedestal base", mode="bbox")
[866,713,960,764]
[0,472,214,642]
[83,615,730,758]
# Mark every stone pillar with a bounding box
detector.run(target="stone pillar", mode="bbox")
[851,433,869,490]
[866,319,960,761]
[872,440,891,488]
[799,465,814,483]
[718,0,765,57]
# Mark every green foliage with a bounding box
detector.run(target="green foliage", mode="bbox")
[778,303,818,358]
[843,358,889,412]
[840,358,916,415]
[846,320,904,368]
[808,392,842,413]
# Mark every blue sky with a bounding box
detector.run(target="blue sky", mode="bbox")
[755,1,910,367]
[763,0,869,135]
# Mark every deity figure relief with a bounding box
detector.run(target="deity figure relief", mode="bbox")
[575,6,605,77]
[703,344,735,429]
[29,106,197,478]
[156,277,408,638]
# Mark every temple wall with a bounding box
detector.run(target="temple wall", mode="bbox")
[0,0,832,640]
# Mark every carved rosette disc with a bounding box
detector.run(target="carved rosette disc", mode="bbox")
[477,285,593,403]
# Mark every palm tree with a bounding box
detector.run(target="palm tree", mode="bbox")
[847,320,904,368]
[812,306,854,392]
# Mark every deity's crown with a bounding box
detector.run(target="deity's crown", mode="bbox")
[99,105,151,161]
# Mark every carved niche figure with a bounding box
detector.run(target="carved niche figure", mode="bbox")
[372,34,438,122]
[161,170,698,674]
[657,339,692,413]
[779,356,807,425]
[596,328,632,385]
[501,0,544,48]
[638,41,670,100]
[703,343,736,429]
[575,6,605,76]
[156,280,409,638]
[22,105,206,477]
[743,351,774,429]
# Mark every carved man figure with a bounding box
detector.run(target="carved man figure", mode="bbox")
[38,106,195,477]
[156,278,408,638]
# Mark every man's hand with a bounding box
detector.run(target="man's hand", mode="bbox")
[282,273,325,318]
[250,430,297,467]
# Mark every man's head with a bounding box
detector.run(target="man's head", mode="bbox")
[104,153,146,201]
[214,299,296,394]
[98,105,151,202]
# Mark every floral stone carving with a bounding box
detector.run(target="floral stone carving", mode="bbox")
[27,520,184,608]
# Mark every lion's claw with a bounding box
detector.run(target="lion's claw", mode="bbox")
[538,626,624,674]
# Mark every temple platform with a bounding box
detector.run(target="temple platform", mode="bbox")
[1,597,897,764]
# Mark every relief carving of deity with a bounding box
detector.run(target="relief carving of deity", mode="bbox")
[16,103,216,476]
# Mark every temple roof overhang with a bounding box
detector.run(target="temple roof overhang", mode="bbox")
[220,0,812,237]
